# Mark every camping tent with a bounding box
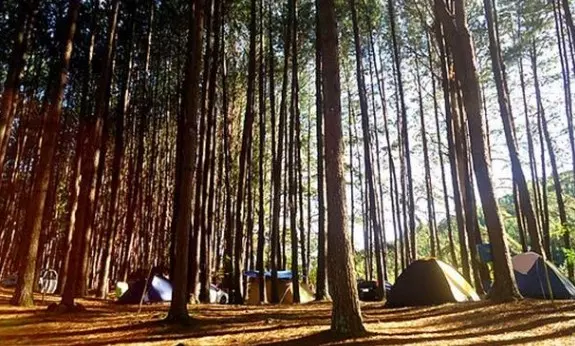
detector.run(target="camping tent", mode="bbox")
[117,274,172,304]
[512,252,575,299]
[244,270,314,304]
[385,258,480,308]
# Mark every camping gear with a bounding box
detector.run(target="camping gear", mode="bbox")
[244,270,314,304]
[357,280,392,301]
[38,269,58,294]
[117,274,172,304]
[385,258,480,308]
[209,284,229,304]
[1,270,58,294]
[477,244,493,263]
[115,282,129,298]
[0,274,17,288]
[512,252,575,299]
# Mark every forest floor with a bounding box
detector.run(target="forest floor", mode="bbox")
[1,288,574,345]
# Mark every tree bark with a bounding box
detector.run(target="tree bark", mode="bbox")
[166,0,204,323]
[435,0,521,301]
[314,0,328,301]
[0,0,38,175]
[96,2,136,298]
[11,0,80,307]
[483,0,543,255]
[232,0,258,304]
[319,0,365,336]
[350,0,384,297]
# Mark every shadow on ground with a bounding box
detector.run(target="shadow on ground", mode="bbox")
[0,288,574,345]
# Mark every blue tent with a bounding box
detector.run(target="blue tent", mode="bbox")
[117,275,172,304]
[512,252,575,300]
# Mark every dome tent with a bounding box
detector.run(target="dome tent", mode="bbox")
[512,252,575,299]
[244,270,315,304]
[117,274,172,304]
[385,258,480,308]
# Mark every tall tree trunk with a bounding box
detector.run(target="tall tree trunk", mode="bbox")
[10,0,79,307]
[199,0,222,304]
[256,0,267,302]
[415,53,437,258]
[232,0,258,304]
[388,0,416,261]
[531,46,574,280]
[290,0,300,303]
[429,30,457,266]
[483,0,543,255]
[166,0,204,323]
[0,0,38,175]
[371,32,401,276]
[436,20,471,280]
[517,15,544,255]
[57,0,98,294]
[314,0,328,301]
[319,0,365,336]
[435,0,521,301]
[531,41,551,260]
[559,0,575,193]
[350,0,384,296]
[271,0,293,303]
[61,0,119,306]
[96,3,136,298]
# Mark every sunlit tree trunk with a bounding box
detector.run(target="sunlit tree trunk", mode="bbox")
[350,0,384,296]
[319,0,365,335]
[531,46,573,280]
[483,0,543,255]
[435,0,521,301]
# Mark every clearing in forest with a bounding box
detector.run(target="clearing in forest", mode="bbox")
[1,289,574,345]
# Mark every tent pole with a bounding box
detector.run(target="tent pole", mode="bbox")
[138,267,153,313]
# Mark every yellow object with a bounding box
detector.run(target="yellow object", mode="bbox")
[436,260,481,301]
[245,277,315,304]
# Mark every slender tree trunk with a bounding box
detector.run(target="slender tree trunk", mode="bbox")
[290,1,301,303]
[388,0,415,261]
[483,0,543,255]
[96,2,136,298]
[517,15,544,254]
[531,42,551,260]
[531,47,574,280]
[350,0,384,296]
[415,54,437,258]
[166,0,204,323]
[559,0,575,193]
[199,0,222,304]
[429,30,457,265]
[232,0,258,304]
[256,0,267,302]
[436,21,471,280]
[0,0,38,175]
[319,0,365,336]
[10,0,79,308]
[271,0,294,303]
[435,0,521,301]
[315,0,328,301]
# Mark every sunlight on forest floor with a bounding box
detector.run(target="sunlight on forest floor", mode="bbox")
[1,288,574,345]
